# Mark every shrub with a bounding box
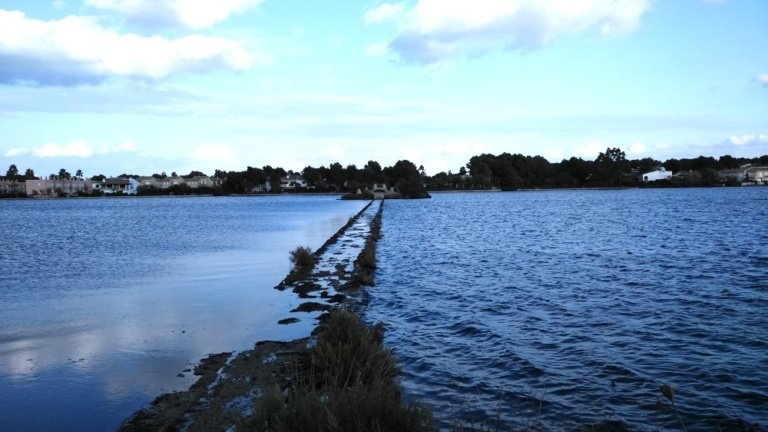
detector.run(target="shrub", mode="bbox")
[289,246,315,278]
[239,310,435,432]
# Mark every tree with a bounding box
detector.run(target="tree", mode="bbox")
[6,164,19,178]
[75,169,83,179]
[58,168,71,179]
[594,147,629,186]
[302,166,325,189]
[91,174,106,182]
[183,170,206,179]
[24,168,36,180]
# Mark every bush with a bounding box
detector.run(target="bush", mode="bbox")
[239,310,435,432]
[289,246,315,278]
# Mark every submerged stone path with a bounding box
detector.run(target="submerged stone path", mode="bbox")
[119,200,383,432]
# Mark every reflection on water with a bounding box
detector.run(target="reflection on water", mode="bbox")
[366,189,768,431]
[0,195,366,432]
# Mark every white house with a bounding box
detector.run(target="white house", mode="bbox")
[371,183,399,199]
[93,178,140,195]
[642,168,672,182]
[280,174,308,190]
[744,166,768,184]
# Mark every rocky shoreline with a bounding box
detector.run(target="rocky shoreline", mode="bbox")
[119,200,384,432]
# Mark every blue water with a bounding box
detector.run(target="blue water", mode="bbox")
[0,195,366,432]
[366,189,768,431]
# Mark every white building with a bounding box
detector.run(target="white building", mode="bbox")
[93,178,140,195]
[744,166,768,184]
[280,174,308,190]
[642,168,672,182]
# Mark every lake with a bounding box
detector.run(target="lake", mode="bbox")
[0,195,366,432]
[365,188,768,431]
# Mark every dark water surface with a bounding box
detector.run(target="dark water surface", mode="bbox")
[0,195,366,432]
[366,189,767,431]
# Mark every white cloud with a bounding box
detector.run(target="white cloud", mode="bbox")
[321,145,346,160]
[364,3,406,24]
[365,43,388,57]
[573,141,605,159]
[365,0,652,63]
[728,134,768,146]
[34,141,94,158]
[545,148,564,161]
[0,10,258,85]
[6,139,142,161]
[85,0,262,29]
[4,148,30,157]
[629,141,647,154]
[114,140,135,152]
[757,74,768,87]
[98,140,136,153]
[190,144,236,162]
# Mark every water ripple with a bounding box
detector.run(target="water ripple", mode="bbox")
[364,189,768,431]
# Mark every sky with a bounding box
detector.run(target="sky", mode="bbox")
[0,0,766,178]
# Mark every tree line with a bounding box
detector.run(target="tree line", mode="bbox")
[4,150,768,198]
[428,149,768,190]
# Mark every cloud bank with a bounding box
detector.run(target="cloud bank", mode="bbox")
[4,140,138,159]
[366,0,652,63]
[85,0,262,29]
[0,10,258,85]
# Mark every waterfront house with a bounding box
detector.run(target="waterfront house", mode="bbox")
[718,165,768,185]
[93,178,139,195]
[25,179,92,197]
[717,168,747,184]
[372,183,399,199]
[184,175,217,189]
[0,178,26,196]
[280,174,309,190]
[744,166,768,184]
[641,168,672,182]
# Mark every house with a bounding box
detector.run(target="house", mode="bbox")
[717,168,746,184]
[717,165,768,185]
[93,178,140,195]
[371,183,399,199]
[744,166,768,184]
[280,174,308,190]
[25,179,92,197]
[137,176,161,189]
[0,178,26,196]
[184,175,216,189]
[642,168,672,182]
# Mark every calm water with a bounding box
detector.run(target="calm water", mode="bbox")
[0,195,366,432]
[366,189,768,431]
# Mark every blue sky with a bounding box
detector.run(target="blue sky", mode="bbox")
[1,0,766,178]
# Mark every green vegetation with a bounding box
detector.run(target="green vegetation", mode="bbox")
[6,149,768,199]
[289,246,316,279]
[352,204,382,286]
[427,151,768,190]
[237,309,435,432]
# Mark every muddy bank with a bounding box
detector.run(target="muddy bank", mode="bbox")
[119,201,383,432]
